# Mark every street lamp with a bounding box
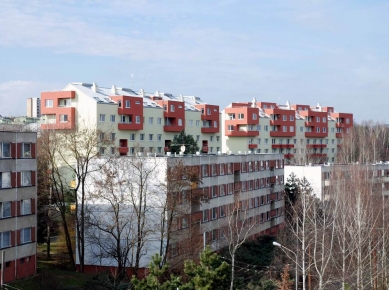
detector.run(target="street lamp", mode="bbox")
[273,241,298,290]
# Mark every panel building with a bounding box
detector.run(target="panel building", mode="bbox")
[26,98,41,118]
[0,131,37,283]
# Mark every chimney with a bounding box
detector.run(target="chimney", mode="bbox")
[111,85,117,95]
[92,83,98,92]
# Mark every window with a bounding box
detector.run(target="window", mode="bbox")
[323,127,327,133]
[110,115,116,122]
[252,113,257,120]
[140,134,145,141]
[228,125,234,131]
[196,135,200,142]
[133,116,139,124]
[283,115,287,121]
[19,143,31,158]
[346,118,350,124]
[0,231,11,248]
[130,134,135,141]
[214,121,218,128]
[0,172,11,189]
[99,114,106,122]
[203,210,208,222]
[283,126,287,132]
[182,218,188,229]
[210,136,213,142]
[148,117,153,125]
[125,100,130,108]
[264,125,269,131]
[316,117,320,122]
[290,126,294,132]
[238,113,244,119]
[290,115,294,121]
[212,208,217,220]
[100,147,105,155]
[99,133,105,141]
[21,171,31,186]
[220,206,226,217]
[157,134,162,142]
[207,108,211,115]
[111,147,115,154]
[59,114,68,122]
[316,127,320,133]
[220,164,225,175]
[202,165,208,177]
[170,104,175,112]
[45,99,53,107]
[219,185,225,196]
[211,186,217,197]
[322,117,326,123]
[157,118,162,125]
[110,133,116,141]
[1,202,11,218]
[149,134,153,141]
[0,143,10,158]
[21,199,31,215]
[196,120,200,127]
[21,228,31,244]
[189,120,193,126]
[178,119,183,126]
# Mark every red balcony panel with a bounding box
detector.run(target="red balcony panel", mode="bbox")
[306,144,327,148]
[270,176,276,183]
[164,125,184,132]
[336,133,343,138]
[225,130,259,137]
[308,153,327,158]
[201,127,219,134]
[284,154,294,158]
[118,123,142,131]
[202,146,209,153]
[164,147,170,152]
[118,147,129,154]
[270,131,296,137]
[305,132,328,138]
[270,193,277,201]
[270,119,284,126]
[336,122,348,128]
[270,209,277,217]
[272,144,294,149]
[248,144,257,149]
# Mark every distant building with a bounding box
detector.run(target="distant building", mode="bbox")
[79,153,285,274]
[285,163,389,200]
[0,131,37,283]
[26,98,40,118]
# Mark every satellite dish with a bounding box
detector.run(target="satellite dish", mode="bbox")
[180,145,186,153]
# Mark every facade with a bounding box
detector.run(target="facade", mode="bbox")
[221,100,353,164]
[285,163,389,200]
[40,83,222,155]
[26,98,40,118]
[81,152,284,272]
[0,131,37,283]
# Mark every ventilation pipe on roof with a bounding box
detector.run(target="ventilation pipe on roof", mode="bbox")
[317,103,322,111]
[286,100,290,109]
[155,91,159,96]
[111,85,117,95]
[179,94,183,101]
[92,83,98,92]
[251,98,257,108]
[140,89,145,98]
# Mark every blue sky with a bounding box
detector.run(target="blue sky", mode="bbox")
[0,0,388,122]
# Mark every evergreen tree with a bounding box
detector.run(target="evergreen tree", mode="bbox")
[182,246,230,290]
[169,130,199,154]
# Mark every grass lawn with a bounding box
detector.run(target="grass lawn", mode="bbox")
[8,242,96,290]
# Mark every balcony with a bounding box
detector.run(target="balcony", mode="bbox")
[336,133,343,138]
[272,144,294,149]
[225,130,259,137]
[118,147,129,155]
[164,125,183,132]
[164,147,170,152]
[202,146,209,153]
[336,122,347,128]
[118,122,142,131]
[270,119,283,126]
[248,144,257,149]
[284,153,294,159]
[306,144,326,148]
[309,153,327,158]
[270,131,295,137]
[201,126,219,134]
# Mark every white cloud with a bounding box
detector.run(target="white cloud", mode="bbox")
[0,80,61,116]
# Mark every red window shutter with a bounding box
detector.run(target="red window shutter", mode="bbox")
[17,172,21,187]
[16,201,21,216]
[11,201,16,217]
[11,172,17,187]
[31,171,36,186]
[18,229,22,245]
[31,198,36,214]
[11,231,16,247]
[17,143,22,159]
[31,227,36,242]
[11,143,16,159]
[31,143,36,159]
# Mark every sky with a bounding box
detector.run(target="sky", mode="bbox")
[0,0,388,122]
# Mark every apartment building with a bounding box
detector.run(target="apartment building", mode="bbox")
[40,83,222,155]
[221,100,353,164]
[285,163,389,200]
[0,131,37,283]
[80,152,284,273]
[26,98,40,118]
